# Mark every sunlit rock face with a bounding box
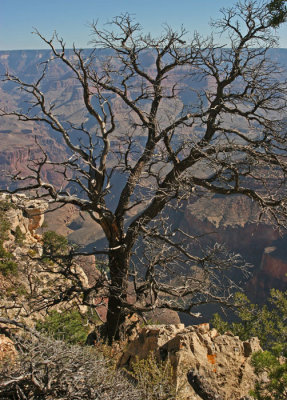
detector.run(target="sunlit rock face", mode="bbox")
[0,334,17,363]
[120,323,261,400]
[0,194,48,244]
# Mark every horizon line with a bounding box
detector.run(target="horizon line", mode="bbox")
[1,47,287,52]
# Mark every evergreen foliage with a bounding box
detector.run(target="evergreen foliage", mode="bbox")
[14,225,25,245]
[0,256,18,277]
[211,290,287,349]
[36,309,90,345]
[251,344,287,400]
[0,201,18,276]
[42,230,69,257]
[0,202,12,244]
[212,289,287,399]
[267,0,287,26]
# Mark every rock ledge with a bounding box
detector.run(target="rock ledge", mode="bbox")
[120,323,261,400]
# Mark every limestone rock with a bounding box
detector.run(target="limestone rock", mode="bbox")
[0,194,92,324]
[0,334,16,363]
[0,193,48,244]
[119,323,261,400]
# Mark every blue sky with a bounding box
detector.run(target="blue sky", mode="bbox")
[1,0,287,50]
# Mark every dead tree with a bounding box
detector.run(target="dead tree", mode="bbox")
[1,1,287,343]
[0,333,143,400]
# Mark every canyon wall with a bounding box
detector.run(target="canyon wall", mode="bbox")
[181,195,286,301]
[0,50,286,304]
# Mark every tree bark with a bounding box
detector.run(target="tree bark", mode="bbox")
[106,246,130,344]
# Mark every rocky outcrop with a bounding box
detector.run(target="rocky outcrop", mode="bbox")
[0,193,48,244]
[120,323,261,400]
[0,194,100,330]
[0,334,16,363]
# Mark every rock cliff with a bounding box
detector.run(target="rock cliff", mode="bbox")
[120,323,261,400]
[0,195,94,324]
[181,195,284,302]
[1,193,48,244]
[248,241,287,302]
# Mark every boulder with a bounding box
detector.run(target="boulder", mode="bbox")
[119,323,261,400]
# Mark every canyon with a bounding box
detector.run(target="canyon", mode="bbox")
[0,49,286,307]
[0,193,279,400]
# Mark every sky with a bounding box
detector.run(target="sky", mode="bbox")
[1,0,287,50]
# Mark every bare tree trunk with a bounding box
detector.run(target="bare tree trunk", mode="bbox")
[106,246,130,344]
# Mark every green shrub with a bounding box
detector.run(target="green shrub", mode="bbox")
[0,200,16,246]
[0,259,18,276]
[0,242,18,276]
[251,344,287,400]
[0,241,18,278]
[0,200,16,212]
[211,290,287,400]
[42,231,69,257]
[127,352,176,400]
[36,309,90,344]
[14,226,26,245]
[0,222,10,244]
[0,200,18,276]
[5,284,27,297]
[211,290,287,350]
